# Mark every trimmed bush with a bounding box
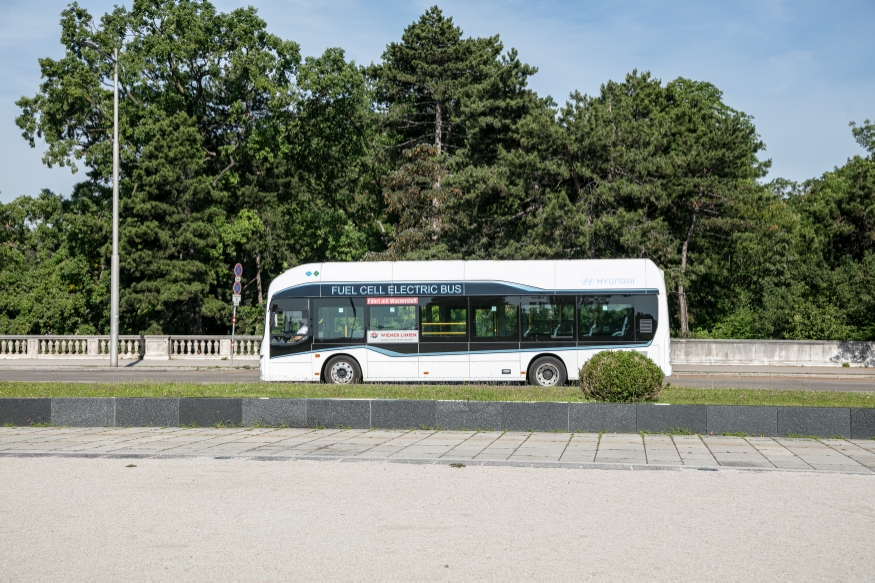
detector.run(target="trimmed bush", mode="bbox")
[580,350,664,402]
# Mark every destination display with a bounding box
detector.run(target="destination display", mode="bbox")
[272,280,660,300]
[328,283,463,297]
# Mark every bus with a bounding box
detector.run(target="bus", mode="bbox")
[260,259,671,386]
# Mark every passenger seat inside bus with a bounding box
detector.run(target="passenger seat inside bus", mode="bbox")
[612,316,629,337]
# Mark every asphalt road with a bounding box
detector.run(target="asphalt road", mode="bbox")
[0,368,260,383]
[1,457,873,579]
[1,367,874,391]
[667,374,875,392]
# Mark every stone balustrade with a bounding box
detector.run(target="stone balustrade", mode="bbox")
[0,335,261,360]
[3,337,872,366]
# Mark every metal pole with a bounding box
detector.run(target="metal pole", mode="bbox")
[110,48,120,367]
[231,305,237,368]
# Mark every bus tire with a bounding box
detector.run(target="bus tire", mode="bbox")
[528,356,567,387]
[324,356,362,384]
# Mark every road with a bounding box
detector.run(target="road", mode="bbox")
[667,374,875,392]
[1,367,873,391]
[1,456,873,579]
[0,368,260,383]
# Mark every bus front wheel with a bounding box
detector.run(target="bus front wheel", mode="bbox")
[324,356,362,384]
[528,356,567,387]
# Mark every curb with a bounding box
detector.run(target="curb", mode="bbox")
[1,398,874,438]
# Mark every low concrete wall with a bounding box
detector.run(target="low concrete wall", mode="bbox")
[671,339,875,367]
[1,398,872,439]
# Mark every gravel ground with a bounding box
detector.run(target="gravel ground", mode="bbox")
[1,457,873,580]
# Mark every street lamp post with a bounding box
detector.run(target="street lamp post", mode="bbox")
[84,41,120,367]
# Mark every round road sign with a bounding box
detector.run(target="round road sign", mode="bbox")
[234,263,243,277]
[232,281,242,294]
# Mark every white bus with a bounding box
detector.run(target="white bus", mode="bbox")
[260,259,671,386]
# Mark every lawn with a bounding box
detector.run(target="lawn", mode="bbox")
[0,381,873,408]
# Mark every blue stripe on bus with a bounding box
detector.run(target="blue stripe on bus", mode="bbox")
[269,342,654,361]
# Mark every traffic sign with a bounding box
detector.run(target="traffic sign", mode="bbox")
[232,294,241,306]
[234,275,241,283]
[234,263,243,277]
[232,281,242,295]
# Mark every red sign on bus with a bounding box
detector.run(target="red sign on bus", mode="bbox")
[366,297,418,305]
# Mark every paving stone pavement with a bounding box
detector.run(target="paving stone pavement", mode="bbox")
[1,426,874,473]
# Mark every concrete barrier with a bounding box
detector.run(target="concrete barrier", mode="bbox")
[671,339,875,367]
[2,397,872,438]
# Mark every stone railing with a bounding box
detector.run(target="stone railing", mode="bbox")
[0,335,261,361]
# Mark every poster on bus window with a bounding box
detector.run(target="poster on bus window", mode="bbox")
[367,330,419,343]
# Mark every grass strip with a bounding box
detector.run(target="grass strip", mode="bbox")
[658,386,875,407]
[0,381,873,408]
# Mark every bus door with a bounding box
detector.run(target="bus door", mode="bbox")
[469,296,520,380]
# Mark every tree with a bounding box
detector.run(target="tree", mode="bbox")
[0,187,110,334]
[370,6,499,156]
[791,121,875,265]
[9,4,873,341]
[549,73,768,336]
[15,0,377,334]
[369,6,542,259]
[378,145,456,259]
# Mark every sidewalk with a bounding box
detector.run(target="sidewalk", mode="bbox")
[2,427,873,474]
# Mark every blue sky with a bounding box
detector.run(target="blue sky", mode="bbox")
[1,0,873,202]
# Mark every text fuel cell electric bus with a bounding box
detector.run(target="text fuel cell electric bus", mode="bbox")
[260,260,671,386]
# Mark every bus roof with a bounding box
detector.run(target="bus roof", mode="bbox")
[267,259,666,299]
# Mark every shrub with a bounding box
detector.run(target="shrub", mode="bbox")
[580,350,664,402]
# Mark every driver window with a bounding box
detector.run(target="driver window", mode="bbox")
[270,299,309,345]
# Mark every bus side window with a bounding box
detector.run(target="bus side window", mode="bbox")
[313,298,366,341]
[520,296,574,341]
[420,297,467,341]
[579,295,634,342]
[369,305,418,331]
[470,296,519,341]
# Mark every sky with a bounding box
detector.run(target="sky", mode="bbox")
[1,0,873,202]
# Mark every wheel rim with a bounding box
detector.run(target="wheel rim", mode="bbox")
[330,361,355,384]
[534,362,560,386]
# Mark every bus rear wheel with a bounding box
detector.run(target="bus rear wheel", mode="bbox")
[324,356,362,384]
[528,356,567,387]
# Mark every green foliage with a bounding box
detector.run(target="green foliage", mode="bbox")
[0,187,109,333]
[579,351,665,403]
[6,2,875,341]
[850,119,875,154]
[12,0,375,334]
